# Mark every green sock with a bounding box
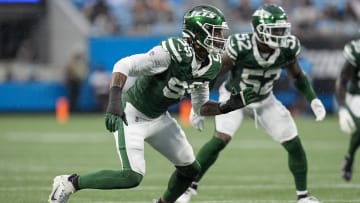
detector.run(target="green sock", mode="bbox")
[348,130,360,159]
[196,136,227,181]
[78,169,142,189]
[163,162,201,202]
[282,136,308,191]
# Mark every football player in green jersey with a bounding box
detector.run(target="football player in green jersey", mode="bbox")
[48,5,259,203]
[178,4,326,203]
[336,39,360,182]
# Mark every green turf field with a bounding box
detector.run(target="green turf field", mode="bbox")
[0,113,358,203]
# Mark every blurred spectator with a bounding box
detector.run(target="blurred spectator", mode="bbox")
[68,0,360,37]
[89,66,111,112]
[233,0,253,22]
[150,0,177,34]
[342,0,359,21]
[82,0,121,35]
[64,51,88,112]
[16,38,37,63]
[132,0,153,34]
[291,0,318,37]
[151,0,175,23]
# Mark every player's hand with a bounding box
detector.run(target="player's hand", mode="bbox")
[219,87,258,113]
[190,108,205,131]
[105,112,128,132]
[105,86,128,132]
[338,107,355,134]
[240,87,259,105]
[310,98,326,121]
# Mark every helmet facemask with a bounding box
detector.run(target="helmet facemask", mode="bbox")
[198,21,229,54]
[255,21,290,48]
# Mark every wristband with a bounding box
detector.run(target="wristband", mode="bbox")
[106,86,123,115]
[294,75,317,102]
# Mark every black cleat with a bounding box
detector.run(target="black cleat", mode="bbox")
[341,155,353,181]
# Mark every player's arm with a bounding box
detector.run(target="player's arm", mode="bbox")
[285,58,317,101]
[105,71,128,132]
[220,52,235,76]
[285,58,326,121]
[200,45,259,116]
[335,60,353,106]
[335,60,356,134]
[199,87,258,116]
[105,46,171,132]
[189,52,236,131]
[209,52,234,88]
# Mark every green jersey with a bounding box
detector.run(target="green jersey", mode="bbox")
[343,39,360,94]
[124,37,221,118]
[225,33,301,100]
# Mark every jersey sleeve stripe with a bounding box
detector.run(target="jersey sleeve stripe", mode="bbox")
[168,38,183,63]
[343,45,357,66]
[295,43,301,56]
[226,38,238,60]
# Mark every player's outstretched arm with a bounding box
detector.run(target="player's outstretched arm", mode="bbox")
[199,87,258,116]
[335,60,356,133]
[105,72,128,132]
[286,59,326,121]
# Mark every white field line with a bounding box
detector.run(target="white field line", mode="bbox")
[3,131,345,149]
[1,186,359,203]
[1,183,360,192]
[4,132,108,143]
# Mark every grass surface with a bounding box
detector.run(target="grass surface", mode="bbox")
[0,113,358,203]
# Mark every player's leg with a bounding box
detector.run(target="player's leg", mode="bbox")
[177,83,244,203]
[146,112,200,203]
[49,103,146,203]
[196,83,244,182]
[342,94,360,181]
[75,128,144,189]
[342,127,360,181]
[256,94,319,202]
[196,108,243,182]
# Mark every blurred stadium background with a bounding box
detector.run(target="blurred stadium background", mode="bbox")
[0,0,359,113]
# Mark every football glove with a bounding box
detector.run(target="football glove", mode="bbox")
[190,108,205,131]
[219,87,258,114]
[310,98,326,121]
[105,86,128,132]
[338,107,355,134]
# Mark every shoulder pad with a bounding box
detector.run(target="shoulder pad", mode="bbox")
[343,39,360,67]
[281,35,301,58]
[161,37,193,64]
[225,33,252,60]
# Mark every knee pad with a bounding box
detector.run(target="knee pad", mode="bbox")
[175,161,201,180]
